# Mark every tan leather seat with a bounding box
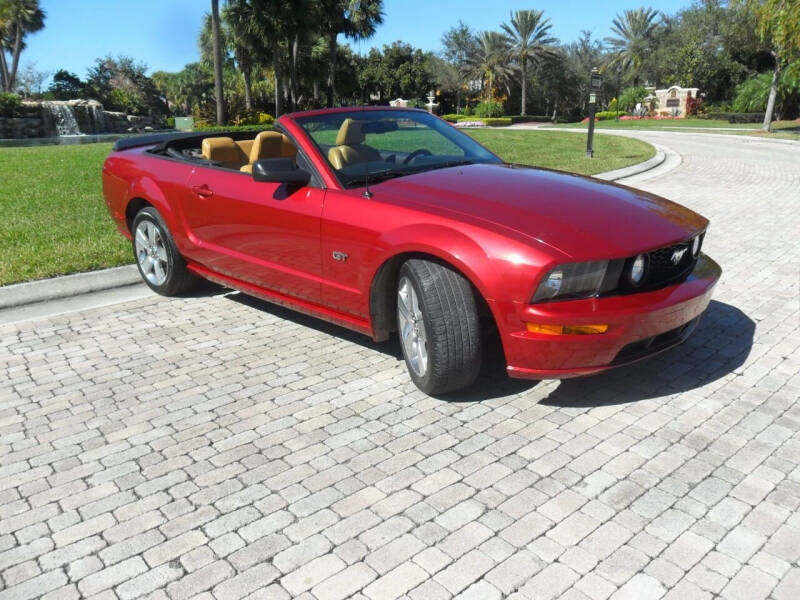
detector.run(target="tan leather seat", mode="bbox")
[201,137,244,170]
[235,140,254,161]
[240,131,297,173]
[327,119,382,170]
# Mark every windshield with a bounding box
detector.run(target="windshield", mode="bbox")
[294,109,501,187]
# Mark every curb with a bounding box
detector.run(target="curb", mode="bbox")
[594,146,666,181]
[0,265,140,310]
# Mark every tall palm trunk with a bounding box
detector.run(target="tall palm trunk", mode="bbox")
[520,56,528,116]
[289,33,299,112]
[762,52,780,133]
[242,63,253,111]
[272,38,284,116]
[0,49,9,91]
[9,26,23,91]
[326,31,337,108]
[210,0,226,125]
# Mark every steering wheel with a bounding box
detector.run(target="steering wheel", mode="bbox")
[402,148,433,165]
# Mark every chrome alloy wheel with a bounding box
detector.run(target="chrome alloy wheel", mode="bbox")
[134,220,169,286]
[397,276,428,377]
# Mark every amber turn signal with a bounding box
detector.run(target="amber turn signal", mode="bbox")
[526,323,609,335]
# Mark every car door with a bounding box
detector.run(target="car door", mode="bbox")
[180,162,324,304]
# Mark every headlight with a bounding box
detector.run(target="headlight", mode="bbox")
[532,260,608,303]
[630,253,647,286]
[692,235,701,257]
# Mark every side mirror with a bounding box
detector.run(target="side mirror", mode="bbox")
[252,158,310,186]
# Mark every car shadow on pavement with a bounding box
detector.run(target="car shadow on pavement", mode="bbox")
[541,300,755,407]
[222,290,404,360]
[221,289,538,401]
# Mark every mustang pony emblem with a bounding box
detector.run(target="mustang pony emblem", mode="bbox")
[671,247,688,265]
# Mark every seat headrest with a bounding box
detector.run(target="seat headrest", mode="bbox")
[336,119,366,146]
[201,137,240,167]
[250,131,297,163]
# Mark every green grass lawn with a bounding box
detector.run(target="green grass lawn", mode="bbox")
[0,143,131,286]
[0,130,653,286]
[550,118,800,140]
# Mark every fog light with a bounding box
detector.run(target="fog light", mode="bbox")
[527,323,608,335]
[630,253,647,286]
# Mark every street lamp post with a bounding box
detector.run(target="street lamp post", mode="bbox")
[586,67,602,158]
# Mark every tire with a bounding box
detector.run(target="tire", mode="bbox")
[131,207,198,296]
[397,259,482,395]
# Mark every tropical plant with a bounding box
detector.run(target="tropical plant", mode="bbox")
[210,0,226,124]
[0,0,46,92]
[501,9,558,115]
[466,31,513,102]
[604,7,661,86]
[223,0,258,110]
[618,85,649,110]
[317,0,384,107]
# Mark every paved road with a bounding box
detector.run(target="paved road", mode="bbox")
[1,133,799,600]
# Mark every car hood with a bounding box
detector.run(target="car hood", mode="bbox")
[374,163,707,259]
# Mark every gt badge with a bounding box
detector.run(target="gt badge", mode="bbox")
[332,251,349,262]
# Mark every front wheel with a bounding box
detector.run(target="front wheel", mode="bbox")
[131,207,197,296]
[397,259,482,395]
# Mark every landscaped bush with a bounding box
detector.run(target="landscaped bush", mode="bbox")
[194,124,274,132]
[595,110,627,121]
[0,92,22,117]
[474,100,504,118]
[462,105,474,116]
[165,116,175,129]
[696,112,764,123]
[481,117,512,126]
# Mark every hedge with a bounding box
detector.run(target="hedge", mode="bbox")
[442,115,512,126]
[696,112,764,123]
[193,124,274,132]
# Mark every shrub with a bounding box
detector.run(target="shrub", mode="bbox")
[258,112,274,125]
[462,104,474,116]
[0,92,22,118]
[474,100,505,118]
[193,124,273,132]
[618,86,649,111]
[595,110,627,120]
[165,116,175,129]
[482,117,512,126]
[732,73,770,113]
[695,112,764,123]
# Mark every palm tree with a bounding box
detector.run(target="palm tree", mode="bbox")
[466,31,513,101]
[318,0,383,107]
[0,0,45,92]
[604,7,660,86]
[210,0,226,124]
[501,10,557,115]
[224,0,258,111]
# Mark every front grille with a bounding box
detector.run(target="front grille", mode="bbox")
[602,233,704,297]
[644,240,697,289]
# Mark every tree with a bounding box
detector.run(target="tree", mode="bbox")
[0,0,45,92]
[604,7,661,86]
[223,0,258,110]
[466,31,513,101]
[14,60,48,96]
[358,42,432,102]
[501,10,558,115]
[441,21,479,112]
[48,69,87,100]
[210,0,226,124]
[317,0,383,107]
[741,0,800,130]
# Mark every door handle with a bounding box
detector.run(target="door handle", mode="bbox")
[192,185,214,198]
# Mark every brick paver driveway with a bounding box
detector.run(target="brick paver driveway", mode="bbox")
[1,132,799,600]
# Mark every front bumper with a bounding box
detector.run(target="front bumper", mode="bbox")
[498,253,721,379]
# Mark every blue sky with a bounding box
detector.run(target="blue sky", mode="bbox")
[22,0,690,79]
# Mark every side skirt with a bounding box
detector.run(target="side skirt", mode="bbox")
[186,262,376,339]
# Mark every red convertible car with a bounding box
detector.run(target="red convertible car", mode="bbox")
[103,107,721,394]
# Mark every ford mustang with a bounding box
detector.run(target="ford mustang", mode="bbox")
[102,107,721,394]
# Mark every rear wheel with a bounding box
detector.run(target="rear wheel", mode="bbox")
[132,207,197,296]
[397,259,482,395]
